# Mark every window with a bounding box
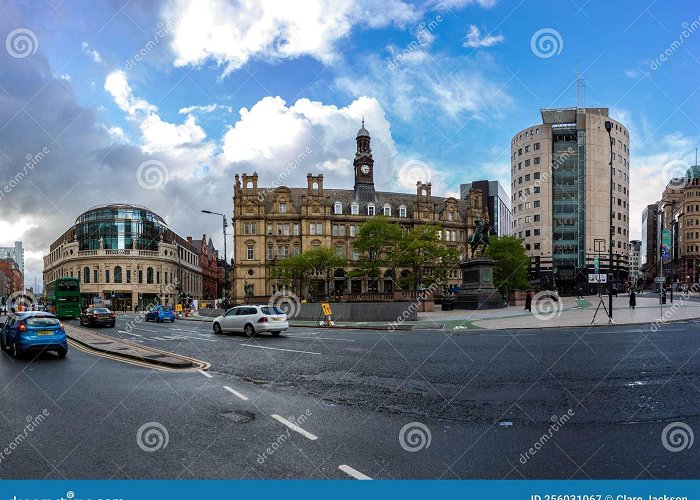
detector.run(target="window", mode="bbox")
[534,229,541,236]
[367,203,375,216]
[83,267,90,284]
[146,267,153,284]
[293,223,299,236]
[525,202,531,209]
[525,145,530,153]
[534,200,541,208]
[534,157,540,165]
[399,205,407,217]
[352,249,360,261]
[334,202,342,214]
[246,245,254,260]
[310,222,323,235]
[534,242,541,249]
[105,270,110,283]
[279,202,287,214]
[383,205,391,216]
[336,245,344,258]
[534,143,540,150]
[156,271,160,284]
[525,174,530,181]
[266,224,273,236]
[127,270,131,283]
[138,270,142,284]
[534,214,541,222]
[293,243,300,256]
[114,266,122,284]
[534,186,541,194]
[267,245,273,260]
[447,211,453,221]
[525,230,531,237]
[534,172,540,179]
[244,222,257,235]
[349,225,357,237]
[525,159,531,167]
[351,202,359,215]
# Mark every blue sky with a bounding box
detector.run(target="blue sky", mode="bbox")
[1,0,699,287]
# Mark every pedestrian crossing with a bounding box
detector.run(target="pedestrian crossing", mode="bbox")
[116,330,217,343]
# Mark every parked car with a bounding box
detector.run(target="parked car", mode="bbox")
[145,305,175,323]
[213,305,288,337]
[0,311,68,358]
[80,307,116,327]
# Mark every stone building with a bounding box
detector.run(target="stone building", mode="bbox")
[231,122,487,301]
[188,235,219,302]
[43,204,203,310]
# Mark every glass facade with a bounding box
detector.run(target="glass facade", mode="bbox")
[75,205,168,251]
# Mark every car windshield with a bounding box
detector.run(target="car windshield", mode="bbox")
[260,306,285,315]
[160,307,172,312]
[92,308,111,313]
[25,316,60,327]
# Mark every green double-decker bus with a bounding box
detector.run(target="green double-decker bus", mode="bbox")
[45,277,81,318]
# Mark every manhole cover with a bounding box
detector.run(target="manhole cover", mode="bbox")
[221,411,255,423]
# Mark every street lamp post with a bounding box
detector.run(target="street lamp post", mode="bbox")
[605,121,614,322]
[202,210,229,306]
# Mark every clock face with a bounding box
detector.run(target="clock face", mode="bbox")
[360,165,370,174]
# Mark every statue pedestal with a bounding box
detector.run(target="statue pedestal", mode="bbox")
[453,257,506,310]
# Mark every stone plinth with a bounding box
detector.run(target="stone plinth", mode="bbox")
[454,257,506,310]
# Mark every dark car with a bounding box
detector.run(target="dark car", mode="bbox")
[80,307,116,327]
[1,311,68,358]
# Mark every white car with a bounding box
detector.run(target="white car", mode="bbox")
[213,305,288,337]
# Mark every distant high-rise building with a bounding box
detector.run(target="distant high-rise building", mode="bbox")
[641,204,659,279]
[0,241,24,285]
[629,240,642,282]
[459,180,512,237]
[511,107,630,293]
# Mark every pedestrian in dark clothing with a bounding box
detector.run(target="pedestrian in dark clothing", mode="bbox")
[576,287,583,299]
[525,291,532,312]
[629,290,636,309]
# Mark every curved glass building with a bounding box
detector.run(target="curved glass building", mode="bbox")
[75,204,168,251]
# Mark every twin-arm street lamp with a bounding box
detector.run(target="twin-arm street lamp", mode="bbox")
[201,210,229,305]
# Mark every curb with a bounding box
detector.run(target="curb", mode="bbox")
[66,327,209,369]
[468,315,698,331]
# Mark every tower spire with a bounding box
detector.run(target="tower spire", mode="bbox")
[362,116,364,128]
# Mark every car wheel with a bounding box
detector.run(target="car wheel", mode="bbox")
[11,340,20,359]
[0,334,6,351]
[171,319,175,323]
[213,322,222,335]
[244,323,256,337]
[271,331,281,337]
[57,349,67,358]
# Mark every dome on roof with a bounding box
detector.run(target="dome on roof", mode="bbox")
[356,118,370,138]
[686,165,700,180]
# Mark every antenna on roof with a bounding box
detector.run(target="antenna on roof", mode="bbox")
[576,62,585,111]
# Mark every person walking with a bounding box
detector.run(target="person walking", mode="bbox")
[525,291,532,312]
[629,289,636,309]
[576,287,583,299]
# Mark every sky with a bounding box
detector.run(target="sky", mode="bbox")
[0,0,699,291]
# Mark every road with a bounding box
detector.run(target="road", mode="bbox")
[0,314,698,479]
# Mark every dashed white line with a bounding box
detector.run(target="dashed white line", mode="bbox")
[198,369,213,378]
[294,336,355,342]
[338,465,371,480]
[117,331,142,337]
[271,414,318,440]
[241,344,321,355]
[223,385,249,401]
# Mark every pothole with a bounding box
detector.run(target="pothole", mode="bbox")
[221,411,255,423]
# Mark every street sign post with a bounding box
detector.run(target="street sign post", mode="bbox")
[588,274,607,284]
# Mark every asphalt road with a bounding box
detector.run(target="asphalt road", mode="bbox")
[0,314,698,479]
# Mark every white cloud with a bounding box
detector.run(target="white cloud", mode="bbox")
[178,104,232,114]
[81,41,102,63]
[463,25,504,48]
[104,70,156,115]
[162,0,426,76]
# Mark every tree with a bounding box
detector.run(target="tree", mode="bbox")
[350,216,402,289]
[483,235,531,293]
[272,247,344,300]
[394,225,460,290]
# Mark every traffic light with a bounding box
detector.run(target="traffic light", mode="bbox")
[111,290,115,298]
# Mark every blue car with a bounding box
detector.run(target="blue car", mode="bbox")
[1,312,68,358]
[145,305,175,323]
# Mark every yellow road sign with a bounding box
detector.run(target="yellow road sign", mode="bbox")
[175,304,183,312]
[321,303,332,316]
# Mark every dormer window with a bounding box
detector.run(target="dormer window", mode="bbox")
[383,204,391,216]
[334,201,342,214]
[367,203,375,216]
[447,211,453,221]
[279,202,287,214]
[351,202,359,215]
[399,205,407,217]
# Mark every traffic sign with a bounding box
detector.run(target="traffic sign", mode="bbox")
[321,303,332,316]
[588,274,607,284]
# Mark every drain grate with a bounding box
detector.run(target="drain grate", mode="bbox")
[221,411,255,423]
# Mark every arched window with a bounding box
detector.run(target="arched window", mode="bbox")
[83,267,90,284]
[147,267,154,284]
[114,266,122,283]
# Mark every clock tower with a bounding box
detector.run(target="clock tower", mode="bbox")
[353,118,376,202]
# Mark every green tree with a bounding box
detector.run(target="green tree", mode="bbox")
[272,247,344,300]
[349,216,402,288]
[483,235,531,293]
[394,225,461,289]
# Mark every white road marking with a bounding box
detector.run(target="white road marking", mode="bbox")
[294,336,355,342]
[117,330,142,337]
[198,369,213,378]
[271,414,318,440]
[129,326,160,333]
[338,465,372,480]
[240,344,321,355]
[223,385,249,401]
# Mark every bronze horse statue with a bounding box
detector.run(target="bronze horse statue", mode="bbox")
[468,220,490,256]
